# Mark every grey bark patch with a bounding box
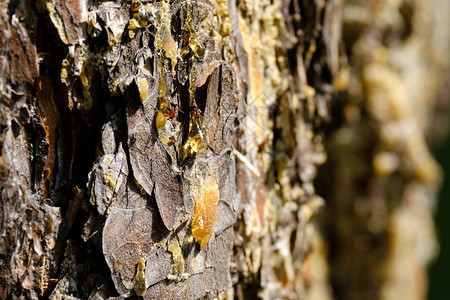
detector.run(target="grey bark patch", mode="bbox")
[202,64,237,154]
[89,143,128,215]
[143,227,233,299]
[151,142,186,231]
[127,96,157,199]
[102,205,166,295]
[145,247,172,287]
[215,152,237,234]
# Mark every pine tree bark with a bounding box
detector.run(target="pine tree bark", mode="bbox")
[1,0,448,299]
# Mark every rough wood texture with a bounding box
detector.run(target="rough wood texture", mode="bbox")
[0,0,448,299]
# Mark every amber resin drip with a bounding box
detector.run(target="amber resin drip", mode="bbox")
[182,106,208,161]
[191,175,220,249]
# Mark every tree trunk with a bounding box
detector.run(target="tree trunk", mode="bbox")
[0,0,448,299]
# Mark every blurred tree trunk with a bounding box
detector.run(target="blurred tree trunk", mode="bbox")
[320,0,450,299]
[0,0,448,299]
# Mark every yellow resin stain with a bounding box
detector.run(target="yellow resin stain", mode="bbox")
[167,240,190,282]
[168,240,185,274]
[103,169,116,189]
[132,258,146,296]
[137,77,149,103]
[155,110,177,145]
[191,176,220,249]
[155,0,178,71]
[155,111,166,130]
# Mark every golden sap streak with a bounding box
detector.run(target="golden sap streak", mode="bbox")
[191,176,220,249]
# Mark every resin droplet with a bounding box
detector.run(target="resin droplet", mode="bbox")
[137,77,149,103]
[191,176,220,249]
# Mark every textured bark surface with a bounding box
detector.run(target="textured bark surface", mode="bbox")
[0,0,448,299]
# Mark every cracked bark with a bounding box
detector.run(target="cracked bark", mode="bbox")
[1,0,449,299]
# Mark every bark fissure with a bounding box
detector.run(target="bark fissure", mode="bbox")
[1,0,448,299]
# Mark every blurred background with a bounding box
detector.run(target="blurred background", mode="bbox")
[429,133,450,299]
[318,0,450,299]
